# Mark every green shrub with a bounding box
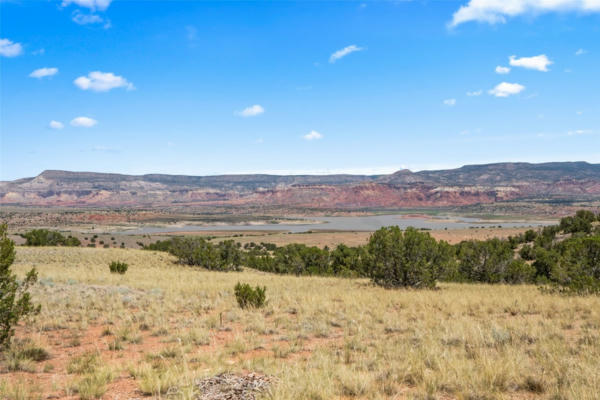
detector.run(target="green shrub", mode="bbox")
[505,259,536,284]
[169,237,242,271]
[550,236,600,295]
[0,224,41,348]
[330,244,369,277]
[143,239,174,252]
[21,229,80,247]
[519,244,535,261]
[366,227,450,289]
[108,261,128,275]
[456,239,514,283]
[532,247,558,279]
[559,210,596,234]
[234,282,266,309]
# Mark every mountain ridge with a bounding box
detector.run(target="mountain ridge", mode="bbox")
[2,162,599,208]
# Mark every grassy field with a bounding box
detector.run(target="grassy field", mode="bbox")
[2,246,600,399]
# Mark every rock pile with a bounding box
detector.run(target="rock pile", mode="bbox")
[194,373,272,400]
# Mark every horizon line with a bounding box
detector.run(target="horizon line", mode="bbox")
[3,160,596,182]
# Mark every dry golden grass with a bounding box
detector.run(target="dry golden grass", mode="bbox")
[3,246,600,399]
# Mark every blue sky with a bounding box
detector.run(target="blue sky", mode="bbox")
[1,0,599,180]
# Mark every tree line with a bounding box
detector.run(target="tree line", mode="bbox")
[143,210,600,293]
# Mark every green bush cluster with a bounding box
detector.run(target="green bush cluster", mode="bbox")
[234,282,266,309]
[21,229,81,247]
[245,243,369,277]
[108,261,128,274]
[147,237,243,271]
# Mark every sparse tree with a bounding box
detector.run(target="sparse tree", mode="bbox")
[0,224,40,348]
[366,226,441,289]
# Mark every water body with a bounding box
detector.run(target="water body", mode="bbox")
[121,214,553,235]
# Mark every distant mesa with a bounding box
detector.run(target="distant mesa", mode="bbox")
[1,162,599,208]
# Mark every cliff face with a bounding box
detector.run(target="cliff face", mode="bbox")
[1,162,599,208]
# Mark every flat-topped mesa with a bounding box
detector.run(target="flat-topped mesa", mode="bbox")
[1,162,599,207]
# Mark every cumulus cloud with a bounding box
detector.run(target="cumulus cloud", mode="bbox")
[488,82,525,97]
[466,90,483,96]
[0,38,23,57]
[237,104,265,117]
[303,130,323,140]
[49,120,64,130]
[74,71,134,92]
[443,98,457,106]
[71,116,98,127]
[509,54,552,71]
[450,0,600,27]
[29,67,59,79]
[72,11,105,25]
[329,45,364,63]
[495,65,510,74]
[62,0,112,11]
[575,48,588,55]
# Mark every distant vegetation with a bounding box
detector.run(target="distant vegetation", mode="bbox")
[144,210,600,294]
[21,229,81,247]
[166,238,243,272]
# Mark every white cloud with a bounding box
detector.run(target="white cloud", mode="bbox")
[0,38,23,57]
[443,98,457,106]
[495,65,511,74]
[72,11,105,25]
[567,129,592,136]
[450,0,600,27]
[575,48,588,55]
[74,71,134,92]
[237,104,265,117]
[49,120,64,130]
[62,0,112,11]
[466,90,483,96]
[509,54,552,71]
[303,130,323,140]
[71,116,98,127]
[488,82,525,97]
[576,110,584,115]
[29,67,59,79]
[329,45,364,63]
[90,145,118,152]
